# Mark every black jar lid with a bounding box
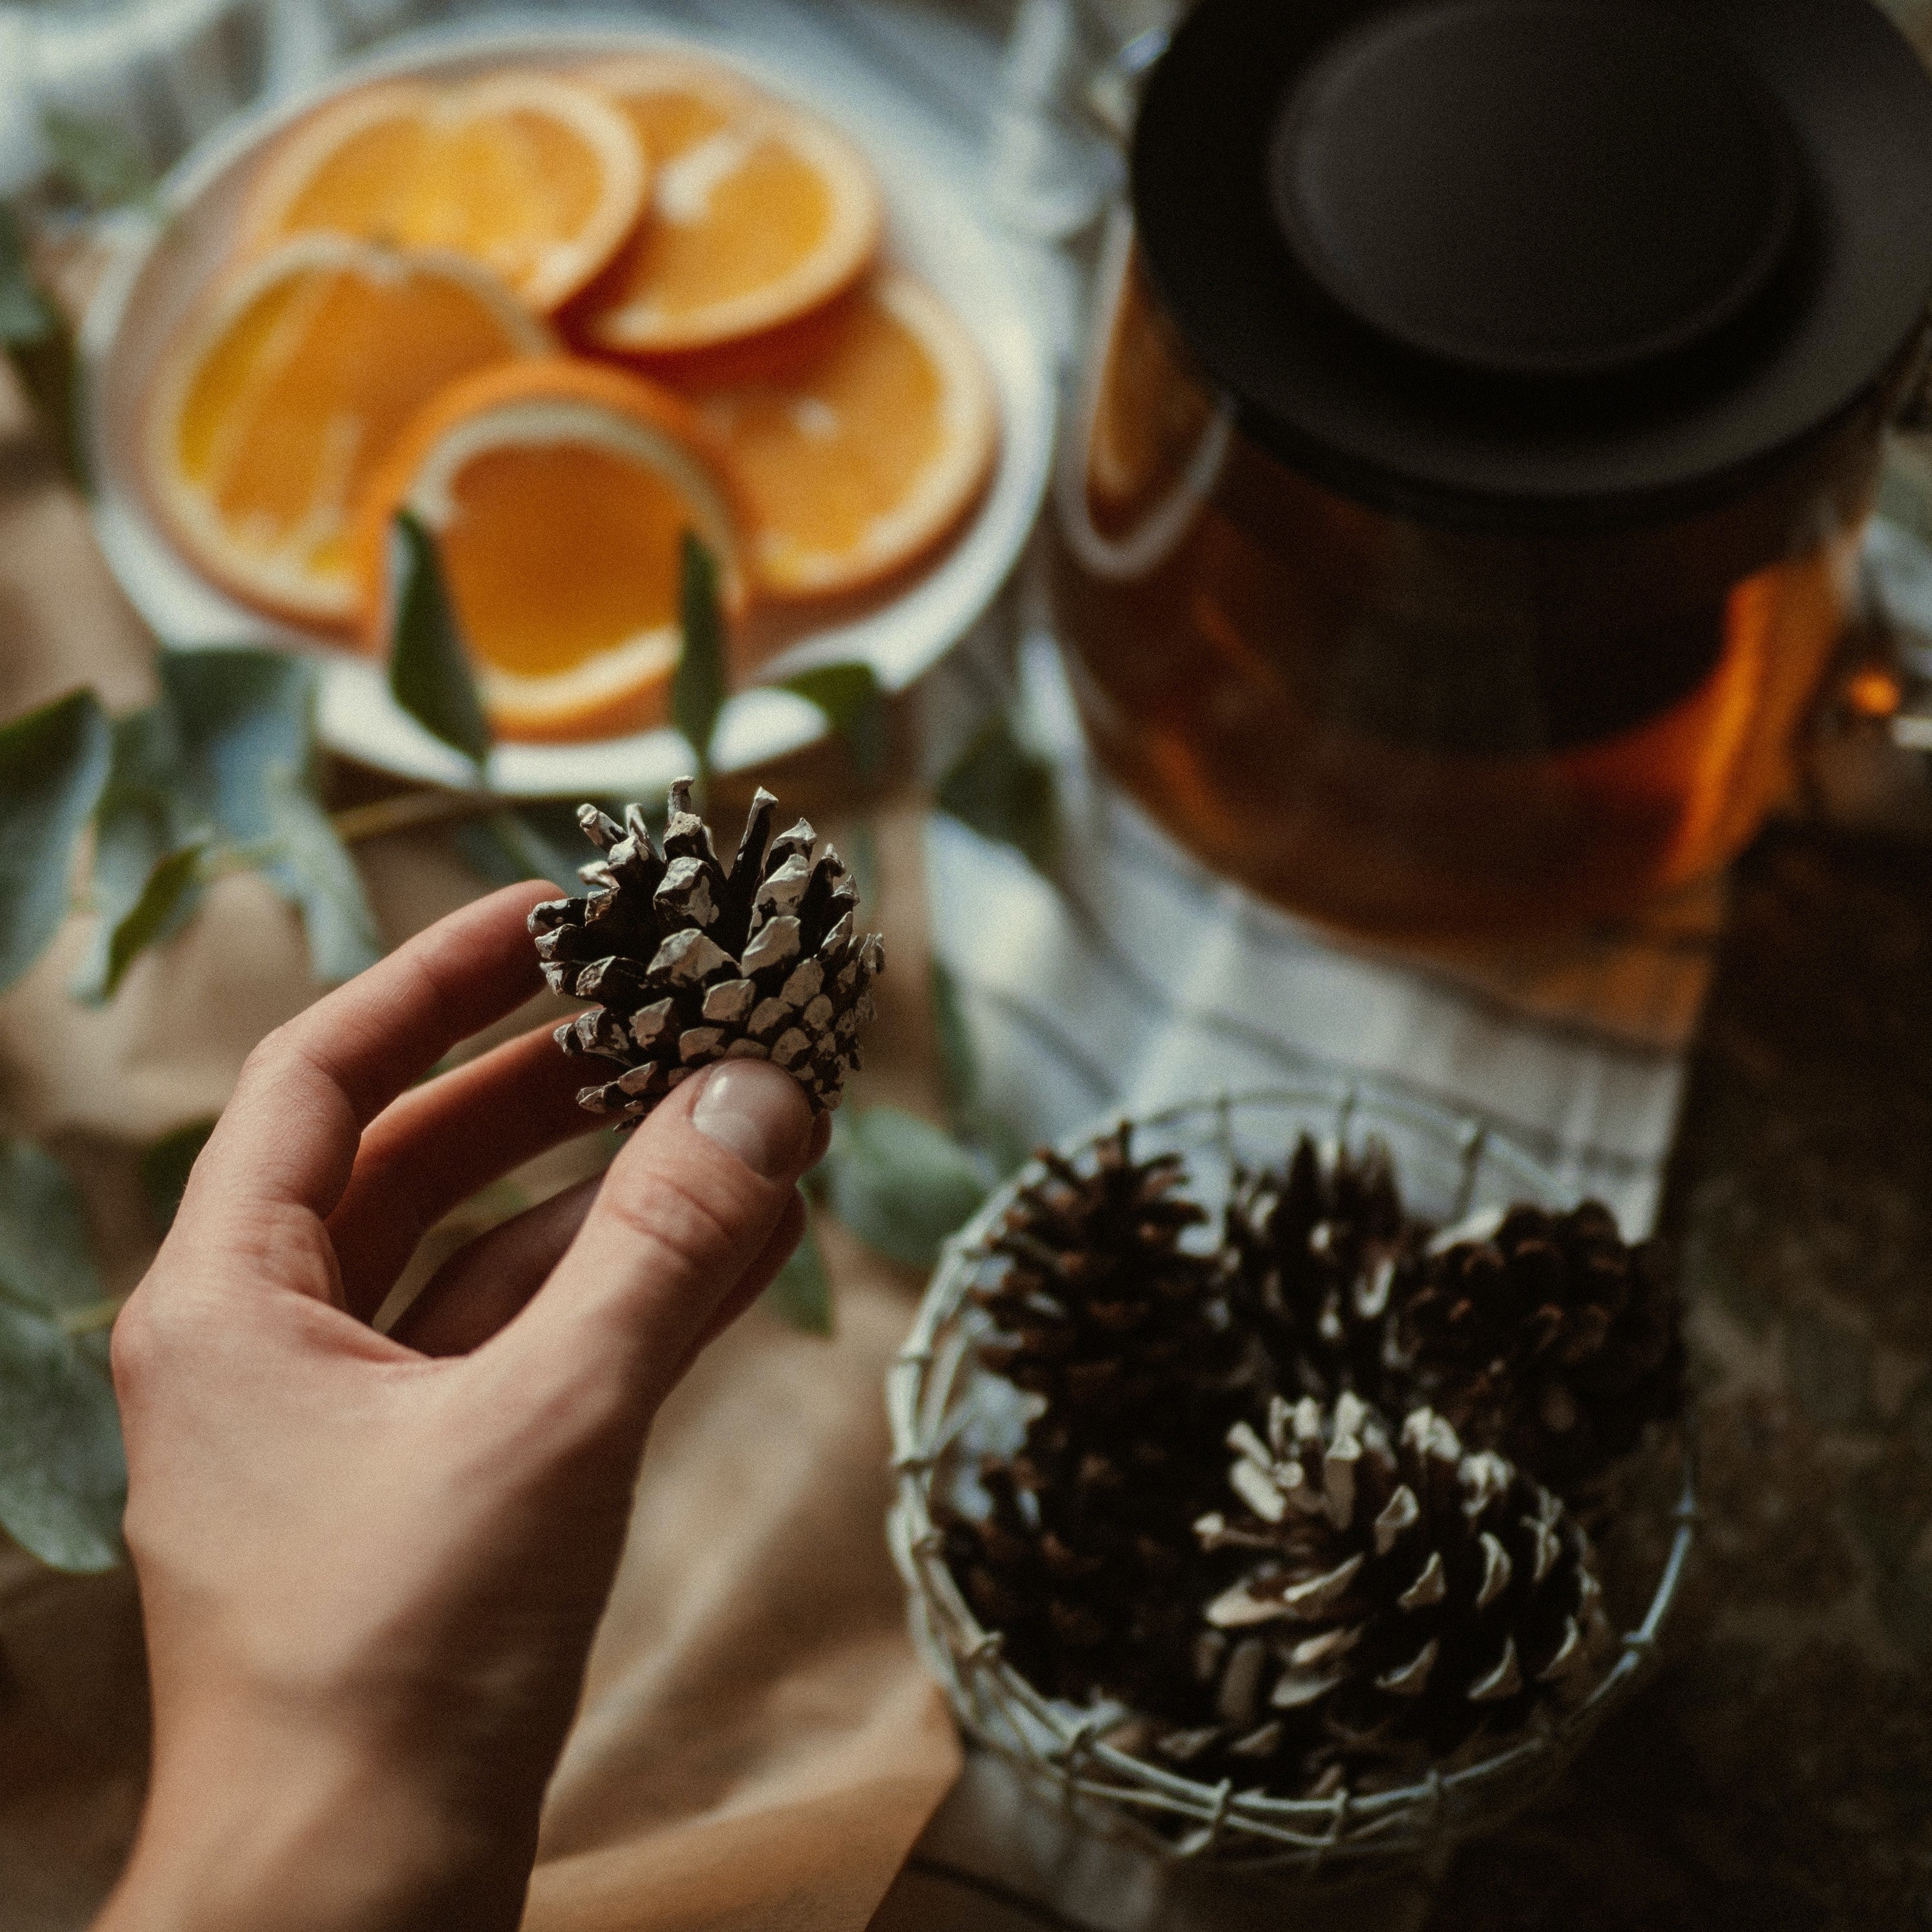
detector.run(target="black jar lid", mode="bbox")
[1131,0,1932,533]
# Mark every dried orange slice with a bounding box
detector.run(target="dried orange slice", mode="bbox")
[244,74,648,313]
[669,270,997,598]
[144,234,550,627]
[573,54,882,355]
[352,359,749,743]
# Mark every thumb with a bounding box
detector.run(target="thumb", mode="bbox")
[503,1060,814,1408]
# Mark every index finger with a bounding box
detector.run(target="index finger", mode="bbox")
[181,881,557,1227]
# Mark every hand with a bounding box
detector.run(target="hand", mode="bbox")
[95,884,824,1932]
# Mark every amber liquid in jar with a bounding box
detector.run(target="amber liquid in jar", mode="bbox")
[1051,237,1879,941]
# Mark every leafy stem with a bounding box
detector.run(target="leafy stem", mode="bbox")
[329,788,501,844]
[672,531,728,802]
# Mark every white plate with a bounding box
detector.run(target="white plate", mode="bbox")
[79,10,1057,796]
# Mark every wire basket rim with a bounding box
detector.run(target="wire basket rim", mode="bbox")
[885,1080,1698,1868]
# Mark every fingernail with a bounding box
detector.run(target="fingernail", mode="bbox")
[691,1061,812,1180]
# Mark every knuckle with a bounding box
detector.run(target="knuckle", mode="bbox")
[597,1165,745,1286]
[108,1285,186,1400]
[239,1019,300,1084]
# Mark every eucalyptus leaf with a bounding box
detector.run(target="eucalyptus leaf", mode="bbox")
[0,1300,124,1571]
[159,647,310,836]
[782,662,887,778]
[824,1104,990,1271]
[935,713,1059,874]
[386,512,491,768]
[842,819,879,914]
[141,1119,216,1231]
[672,532,726,782]
[924,959,1029,1178]
[262,769,383,983]
[93,841,209,1001]
[451,802,590,893]
[0,1139,105,1318]
[159,649,381,983]
[74,704,196,1001]
[0,204,54,344]
[930,957,979,1120]
[40,107,156,212]
[0,688,111,991]
[764,1216,833,1335]
[0,206,84,486]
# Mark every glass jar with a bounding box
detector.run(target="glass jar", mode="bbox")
[1050,0,1932,941]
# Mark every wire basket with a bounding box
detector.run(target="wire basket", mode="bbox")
[886,1082,1698,1873]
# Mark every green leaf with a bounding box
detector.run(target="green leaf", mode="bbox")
[842,819,879,913]
[158,649,382,984]
[0,688,111,991]
[930,957,979,1121]
[823,1105,990,1271]
[95,841,209,1000]
[40,107,156,213]
[672,532,727,782]
[0,204,55,345]
[783,662,887,778]
[764,1215,833,1335]
[0,206,85,488]
[0,1140,106,1318]
[935,714,1059,874]
[159,648,310,835]
[924,959,1030,1179]
[141,1119,217,1232]
[0,1301,124,1571]
[262,768,383,983]
[450,802,590,893]
[72,706,204,1002]
[0,1139,122,1571]
[386,512,491,768]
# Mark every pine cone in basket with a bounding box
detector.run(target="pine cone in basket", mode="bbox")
[1391,1202,1684,1499]
[972,1125,1237,1417]
[1166,1392,1609,1791]
[1223,1133,1419,1408]
[938,1126,1246,1709]
[528,781,884,1122]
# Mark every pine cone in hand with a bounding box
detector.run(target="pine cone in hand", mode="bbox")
[940,1126,1246,1711]
[1223,1133,1417,1408]
[529,781,884,1121]
[1391,1202,1684,1499]
[1171,1393,1608,1789]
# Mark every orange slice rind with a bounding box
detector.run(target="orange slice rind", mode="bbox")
[143,233,552,627]
[353,358,749,742]
[673,268,997,599]
[574,53,883,355]
[244,73,650,313]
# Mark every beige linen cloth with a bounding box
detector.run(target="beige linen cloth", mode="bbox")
[0,371,961,1929]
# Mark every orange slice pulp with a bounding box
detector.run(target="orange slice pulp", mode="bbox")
[354,359,749,742]
[573,53,882,355]
[143,234,550,626]
[244,73,648,313]
[666,269,997,598]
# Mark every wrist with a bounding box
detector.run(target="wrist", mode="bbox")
[97,1704,535,1932]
